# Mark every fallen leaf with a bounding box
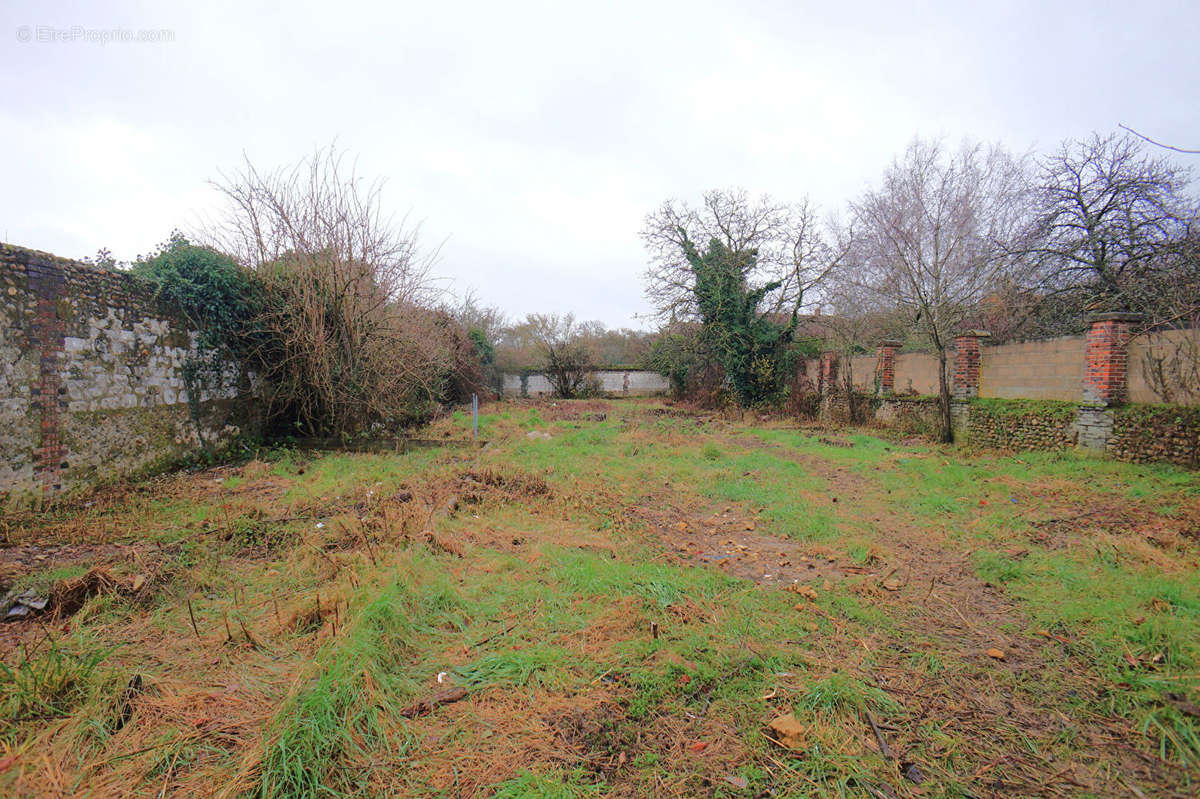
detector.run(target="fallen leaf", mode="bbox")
[986,648,1006,660]
[724,774,749,789]
[688,740,708,752]
[789,584,818,601]
[131,574,147,592]
[0,753,17,773]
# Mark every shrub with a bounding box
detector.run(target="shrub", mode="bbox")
[208,147,482,437]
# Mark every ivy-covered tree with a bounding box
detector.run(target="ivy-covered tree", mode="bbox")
[682,235,798,407]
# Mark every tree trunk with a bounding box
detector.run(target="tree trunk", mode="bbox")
[936,348,953,443]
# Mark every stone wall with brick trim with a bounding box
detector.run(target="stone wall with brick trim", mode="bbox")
[808,324,1200,467]
[0,243,259,506]
[1107,405,1200,467]
[963,399,1078,451]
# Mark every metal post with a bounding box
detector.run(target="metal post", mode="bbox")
[472,394,478,439]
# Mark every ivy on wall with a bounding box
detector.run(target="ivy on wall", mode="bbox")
[132,233,263,447]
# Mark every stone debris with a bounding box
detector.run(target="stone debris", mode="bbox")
[767,713,807,749]
[2,590,49,620]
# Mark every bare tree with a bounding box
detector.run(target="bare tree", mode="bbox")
[1023,132,1200,401]
[640,189,842,323]
[821,269,904,417]
[1027,132,1194,308]
[448,290,508,344]
[205,146,453,436]
[526,313,598,399]
[847,137,1032,441]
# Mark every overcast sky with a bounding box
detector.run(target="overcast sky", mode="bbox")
[2,0,1196,329]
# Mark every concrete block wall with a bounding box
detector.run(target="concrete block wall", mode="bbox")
[500,370,668,397]
[1,243,259,506]
[979,336,1084,401]
[893,352,941,396]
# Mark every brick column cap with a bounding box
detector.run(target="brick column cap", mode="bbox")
[877,339,903,348]
[956,329,991,338]
[1087,312,1144,324]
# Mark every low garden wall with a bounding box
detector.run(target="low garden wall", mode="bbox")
[1108,405,1200,467]
[500,370,668,397]
[1,244,259,506]
[963,399,1078,451]
[874,396,940,436]
[954,398,1198,467]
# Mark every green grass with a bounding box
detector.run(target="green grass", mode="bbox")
[490,770,603,798]
[0,639,110,733]
[254,554,464,799]
[7,399,1200,797]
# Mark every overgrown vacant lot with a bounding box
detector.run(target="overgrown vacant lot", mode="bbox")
[2,400,1199,798]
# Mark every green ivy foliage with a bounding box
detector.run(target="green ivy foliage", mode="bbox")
[684,237,797,407]
[132,232,262,358]
[132,233,264,444]
[645,330,704,399]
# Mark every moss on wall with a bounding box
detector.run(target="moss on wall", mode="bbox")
[2,244,261,507]
[874,395,940,437]
[964,397,1077,451]
[1109,404,1200,467]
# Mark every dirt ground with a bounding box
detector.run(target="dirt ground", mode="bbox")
[1,400,1198,798]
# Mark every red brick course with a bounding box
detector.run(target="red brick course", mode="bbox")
[875,340,901,395]
[1083,315,1139,406]
[28,259,67,493]
[953,331,989,400]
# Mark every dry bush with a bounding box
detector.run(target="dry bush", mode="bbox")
[207,146,470,437]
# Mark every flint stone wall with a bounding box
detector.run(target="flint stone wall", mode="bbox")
[1,243,259,506]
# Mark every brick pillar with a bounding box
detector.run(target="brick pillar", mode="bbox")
[952,330,989,400]
[818,350,838,397]
[1077,312,1142,452]
[1083,313,1142,406]
[875,340,901,396]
